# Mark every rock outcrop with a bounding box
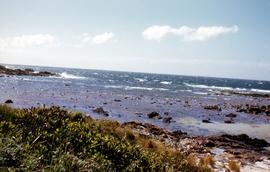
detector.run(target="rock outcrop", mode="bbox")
[0,65,58,77]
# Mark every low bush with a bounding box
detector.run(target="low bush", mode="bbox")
[0,105,211,171]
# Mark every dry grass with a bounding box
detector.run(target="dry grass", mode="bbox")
[186,153,199,166]
[201,154,215,168]
[228,160,240,172]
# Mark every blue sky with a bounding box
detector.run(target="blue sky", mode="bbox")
[0,0,269,80]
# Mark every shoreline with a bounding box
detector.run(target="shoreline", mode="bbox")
[1,104,270,171]
[1,65,270,171]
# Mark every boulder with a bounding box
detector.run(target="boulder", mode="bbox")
[202,119,211,123]
[147,112,160,119]
[226,113,237,118]
[93,107,109,116]
[162,117,172,123]
[5,99,13,104]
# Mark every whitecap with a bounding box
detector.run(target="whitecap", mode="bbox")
[250,89,270,93]
[59,72,86,79]
[125,86,169,91]
[104,85,169,91]
[160,81,172,85]
[124,86,153,91]
[193,92,208,95]
[134,78,147,82]
[104,85,124,89]
[184,83,234,90]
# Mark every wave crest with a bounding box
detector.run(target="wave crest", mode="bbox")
[60,72,86,79]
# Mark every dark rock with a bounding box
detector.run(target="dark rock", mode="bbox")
[0,65,58,77]
[202,119,211,123]
[162,117,172,123]
[261,106,267,112]
[171,130,187,137]
[24,68,34,72]
[226,113,237,118]
[221,134,269,148]
[114,99,121,102]
[237,108,247,113]
[224,118,233,123]
[93,107,109,116]
[157,116,162,119]
[5,99,13,104]
[204,141,216,147]
[219,90,270,98]
[203,105,221,111]
[248,106,262,115]
[147,112,160,118]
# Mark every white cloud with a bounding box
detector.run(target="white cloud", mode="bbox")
[80,32,115,45]
[0,34,57,49]
[92,32,114,44]
[142,25,239,41]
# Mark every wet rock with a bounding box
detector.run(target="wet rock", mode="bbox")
[237,108,247,113]
[122,121,186,138]
[93,107,109,116]
[157,116,162,119]
[204,141,216,147]
[5,99,13,104]
[221,134,269,148]
[202,119,211,123]
[164,112,169,115]
[248,106,262,115]
[261,105,267,111]
[224,118,234,123]
[0,65,58,77]
[162,117,172,123]
[237,104,269,115]
[203,105,221,111]
[226,113,237,118]
[171,130,187,138]
[218,90,270,98]
[147,112,160,119]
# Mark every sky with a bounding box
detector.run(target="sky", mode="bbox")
[0,0,270,81]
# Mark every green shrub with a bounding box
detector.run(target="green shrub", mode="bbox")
[0,105,211,171]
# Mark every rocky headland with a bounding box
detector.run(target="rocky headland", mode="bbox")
[0,65,58,77]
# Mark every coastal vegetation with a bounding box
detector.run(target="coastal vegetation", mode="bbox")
[0,105,211,171]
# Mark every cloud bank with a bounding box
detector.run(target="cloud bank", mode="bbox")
[80,32,115,44]
[0,34,56,49]
[142,25,239,41]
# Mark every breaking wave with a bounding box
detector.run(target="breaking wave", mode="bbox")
[184,83,270,93]
[60,72,86,79]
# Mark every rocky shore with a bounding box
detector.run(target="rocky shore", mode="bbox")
[122,121,270,171]
[0,65,58,77]
[1,65,270,171]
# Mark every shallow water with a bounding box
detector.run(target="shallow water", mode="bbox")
[177,117,270,142]
[1,64,270,141]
